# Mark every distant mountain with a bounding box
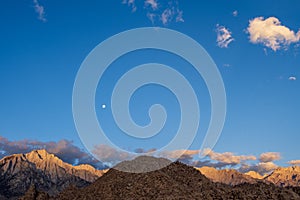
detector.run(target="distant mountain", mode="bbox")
[54,156,300,200]
[265,166,300,187]
[0,149,104,199]
[196,166,300,188]
[196,166,258,185]
[1,150,300,199]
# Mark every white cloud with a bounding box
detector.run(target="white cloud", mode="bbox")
[233,10,238,17]
[147,13,156,24]
[122,0,183,25]
[176,10,184,23]
[33,0,46,22]
[258,162,278,172]
[161,8,173,25]
[259,152,281,163]
[122,0,137,12]
[159,6,184,25]
[202,148,256,164]
[145,0,158,10]
[288,160,300,165]
[239,152,281,175]
[289,76,297,81]
[216,25,234,48]
[247,17,300,51]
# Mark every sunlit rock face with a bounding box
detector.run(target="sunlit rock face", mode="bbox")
[265,166,300,187]
[0,149,105,198]
[196,166,258,185]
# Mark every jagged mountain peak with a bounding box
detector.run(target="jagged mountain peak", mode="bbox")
[265,165,300,187]
[27,149,55,159]
[0,149,58,166]
[196,166,258,185]
[0,149,105,199]
[0,149,102,177]
[25,149,64,166]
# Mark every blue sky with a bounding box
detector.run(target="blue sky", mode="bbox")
[0,0,299,172]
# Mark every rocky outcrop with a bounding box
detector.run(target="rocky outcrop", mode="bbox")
[265,166,300,187]
[196,166,258,185]
[0,149,104,198]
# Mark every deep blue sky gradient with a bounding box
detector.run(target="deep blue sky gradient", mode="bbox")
[0,0,299,165]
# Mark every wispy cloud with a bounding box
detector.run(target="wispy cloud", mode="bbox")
[216,25,234,48]
[145,0,158,10]
[161,8,173,25]
[122,0,183,25]
[247,17,300,51]
[122,0,137,12]
[288,160,300,165]
[175,9,184,22]
[33,0,46,22]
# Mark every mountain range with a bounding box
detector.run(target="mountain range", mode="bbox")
[0,150,300,199]
[0,149,105,199]
[197,165,300,187]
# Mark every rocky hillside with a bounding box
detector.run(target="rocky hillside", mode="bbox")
[1,150,300,199]
[265,166,300,187]
[0,149,104,199]
[54,156,300,200]
[196,166,258,185]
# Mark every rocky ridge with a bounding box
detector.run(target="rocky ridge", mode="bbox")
[196,166,258,185]
[0,149,104,198]
[54,156,300,200]
[265,166,300,187]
